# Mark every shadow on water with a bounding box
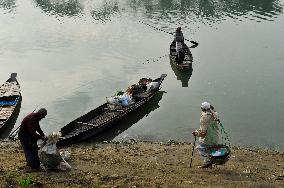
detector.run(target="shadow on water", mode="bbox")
[170,62,193,88]
[34,0,83,17]
[0,97,22,139]
[85,91,165,143]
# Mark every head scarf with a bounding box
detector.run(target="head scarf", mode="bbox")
[201,102,211,110]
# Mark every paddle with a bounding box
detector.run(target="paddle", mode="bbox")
[138,20,199,47]
[190,135,197,168]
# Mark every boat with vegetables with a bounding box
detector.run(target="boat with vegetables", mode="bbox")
[0,73,22,134]
[57,74,167,146]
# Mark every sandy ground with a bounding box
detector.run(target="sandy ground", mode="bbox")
[0,140,284,188]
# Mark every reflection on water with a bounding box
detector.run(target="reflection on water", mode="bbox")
[91,1,120,22]
[86,91,165,142]
[170,62,193,87]
[136,0,283,22]
[34,0,83,17]
[1,0,282,23]
[26,0,281,23]
[0,0,16,13]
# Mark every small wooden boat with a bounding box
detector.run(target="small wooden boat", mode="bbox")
[0,73,22,134]
[169,40,193,69]
[57,74,167,146]
[86,91,165,142]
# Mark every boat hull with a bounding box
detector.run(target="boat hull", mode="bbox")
[0,73,22,137]
[57,74,167,146]
[169,41,193,70]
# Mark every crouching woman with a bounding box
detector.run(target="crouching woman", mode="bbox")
[192,102,220,168]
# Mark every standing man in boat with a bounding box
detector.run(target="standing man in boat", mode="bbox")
[18,108,47,172]
[192,102,221,168]
[175,27,185,64]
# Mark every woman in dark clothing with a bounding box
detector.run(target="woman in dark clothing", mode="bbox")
[18,108,47,171]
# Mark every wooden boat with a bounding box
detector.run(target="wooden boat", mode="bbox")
[0,73,22,134]
[57,74,167,146]
[86,91,165,142]
[169,40,193,69]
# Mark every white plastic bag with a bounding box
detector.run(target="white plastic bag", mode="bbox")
[41,143,57,154]
[106,96,120,105]
[146,82,159,92]
[60,151,71,161]
[39,132,72,171]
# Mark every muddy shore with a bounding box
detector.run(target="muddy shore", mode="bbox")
[0,140,284,188]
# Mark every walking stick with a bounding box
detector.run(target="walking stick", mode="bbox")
[190,136,197,168]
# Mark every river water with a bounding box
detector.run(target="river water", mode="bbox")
[1,0,284,149]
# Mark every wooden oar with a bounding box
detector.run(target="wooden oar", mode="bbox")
[138,20,199,47]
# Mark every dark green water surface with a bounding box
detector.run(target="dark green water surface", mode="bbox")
[1,0,284,149]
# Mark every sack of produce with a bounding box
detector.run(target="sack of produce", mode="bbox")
[121,96,129,106]
[106,96,120,105]
[146,82,159,92]
[115,90,124,96]
[39,132,71,171]
[128,84,145,95]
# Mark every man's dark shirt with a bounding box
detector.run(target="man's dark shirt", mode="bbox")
[18,113,45,141]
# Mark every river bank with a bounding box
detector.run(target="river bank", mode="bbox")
[0,140,284,188]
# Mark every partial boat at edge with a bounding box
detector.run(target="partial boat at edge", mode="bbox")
[0,73,22,137]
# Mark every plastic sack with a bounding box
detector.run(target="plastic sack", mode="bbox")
[40,132,62,155]
[57,160,72,171]
[41,143,57,155]
[39,132,72,171]
[106,96,120,105]
[146,82,159,92]
[122,94,133,106]
[60,151,71,161]
[121,96,128,106]
[211,148,226,156]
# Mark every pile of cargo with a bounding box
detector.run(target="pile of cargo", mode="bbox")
[0,81,20,97]
[0,106,15,120]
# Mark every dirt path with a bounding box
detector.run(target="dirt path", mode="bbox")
[0,141,284,188]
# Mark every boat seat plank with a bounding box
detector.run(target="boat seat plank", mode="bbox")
[76,121,98,127]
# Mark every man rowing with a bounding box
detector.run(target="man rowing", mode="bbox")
[175,27,185,64]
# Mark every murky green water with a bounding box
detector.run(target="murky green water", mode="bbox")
[1,0,284,149]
